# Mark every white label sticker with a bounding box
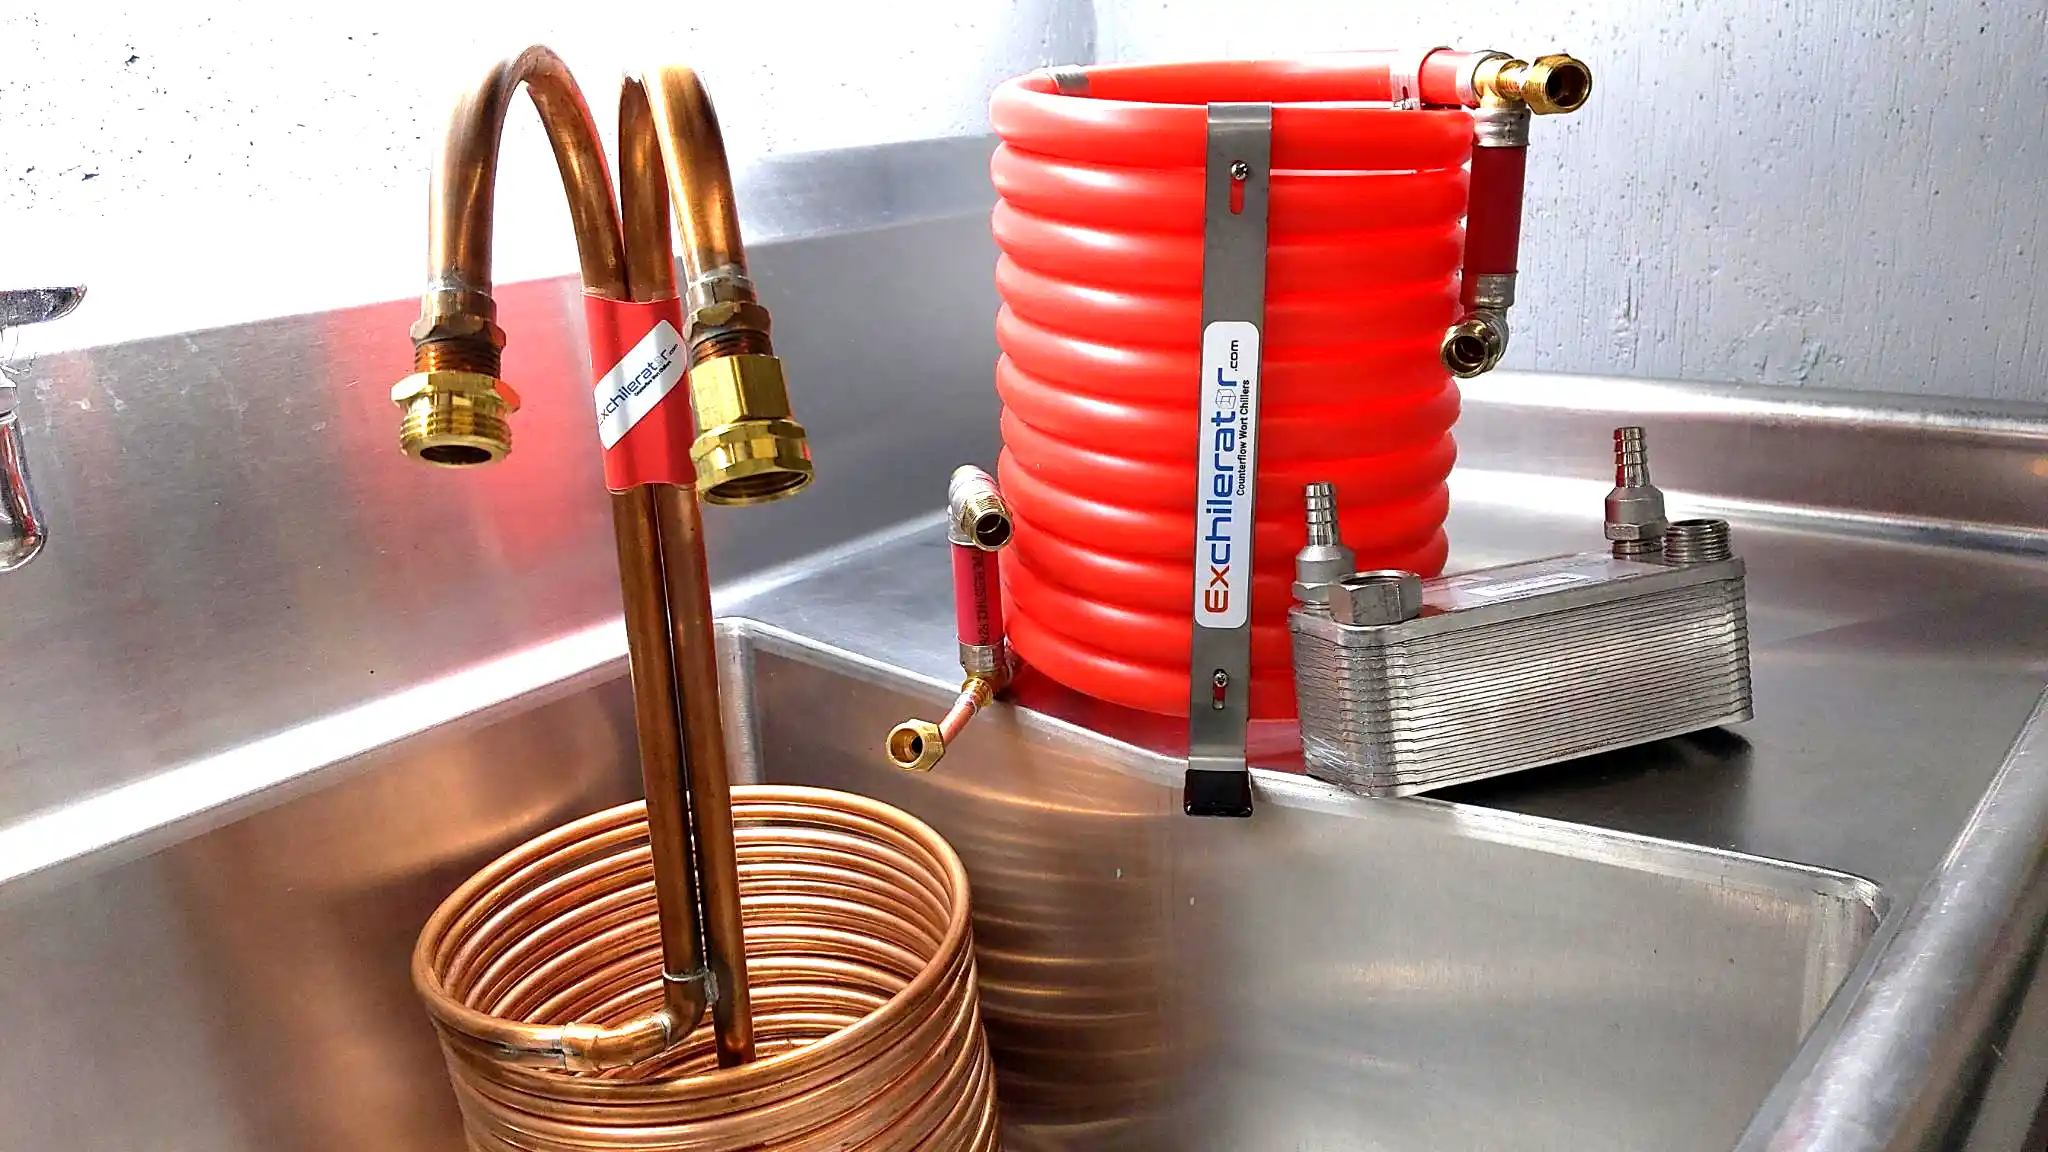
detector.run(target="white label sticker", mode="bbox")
[1457,570,1594,602]
[1192,320,1261,630]
[593,319,687,449]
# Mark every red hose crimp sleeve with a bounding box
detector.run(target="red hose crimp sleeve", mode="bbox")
[952,541,1005,650]
[584,294,692,492]
[1464,144,1527,278]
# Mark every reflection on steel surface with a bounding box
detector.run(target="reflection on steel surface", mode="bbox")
[0,285,82,572]
[1739,690,2048,1151]
[739,628,1877,1151]
[8,200,2048,1149]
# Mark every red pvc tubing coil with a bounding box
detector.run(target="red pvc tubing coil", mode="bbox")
[989,61,1470,719]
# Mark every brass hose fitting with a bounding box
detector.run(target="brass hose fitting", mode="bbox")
[888,677,998,773]
[1441,309,1510,378]
[641,71,814,506]
[395,47,627,465]
[392,368,520,467]
[684,353,813,504]
[888,466,1014,773]
[949,464,1013,551]
[1472,52,1593,114]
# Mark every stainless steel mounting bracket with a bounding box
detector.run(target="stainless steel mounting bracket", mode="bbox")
[1183,103,1271,818]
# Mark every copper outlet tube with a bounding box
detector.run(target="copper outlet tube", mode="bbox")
[425,47,627,305]
[415,787,999,1150]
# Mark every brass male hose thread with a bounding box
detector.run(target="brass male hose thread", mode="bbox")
[394,315,521,465]
[1471,52,1593,114]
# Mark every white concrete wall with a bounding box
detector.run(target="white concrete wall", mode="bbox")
[9,2,2047,399]
[0,2,1093,352]
[1095,1,2048,400]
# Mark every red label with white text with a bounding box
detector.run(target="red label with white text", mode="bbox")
[584,294,692,491]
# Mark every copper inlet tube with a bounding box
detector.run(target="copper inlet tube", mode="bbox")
[399,49,993,1147]
[415,787,999,1150]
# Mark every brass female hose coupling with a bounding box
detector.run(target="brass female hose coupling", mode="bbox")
[685,351,813,505]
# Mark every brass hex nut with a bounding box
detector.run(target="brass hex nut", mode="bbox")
[887,720,946,772]
[686,354,814,504]
[389,369,519,410]
[408,310,506,348]
[685,300,773,346]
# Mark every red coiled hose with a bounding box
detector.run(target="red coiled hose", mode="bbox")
[989,60,1470,719]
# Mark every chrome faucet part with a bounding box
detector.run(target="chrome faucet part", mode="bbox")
[1291,481,1357,606]
[1292,548,1752,797]
[0,287,85,330]
[0,408,46,573]
[1604,425,1669,556]
[0,286,85,572]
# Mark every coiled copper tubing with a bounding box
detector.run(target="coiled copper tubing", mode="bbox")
[414,785,999,1150]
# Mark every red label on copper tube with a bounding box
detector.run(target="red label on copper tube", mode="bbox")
[584,294,693,491]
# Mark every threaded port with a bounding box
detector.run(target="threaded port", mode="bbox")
[1540,60,1591,112]
[1663,518,1733,564]
[705,469,809,506]
[972,510,1012,550]
[415,337,501,377]
[1521,54,1593,115]
[956,491,1012,551]
[1443,331,1490,376]
[398,391,512,466]
[689,329,772,366]
[888,726,923,764]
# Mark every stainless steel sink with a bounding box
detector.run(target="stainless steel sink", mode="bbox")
[7,138,2048,1151]
[725,623,1879,1151]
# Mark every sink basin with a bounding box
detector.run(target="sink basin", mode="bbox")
[724,623,1879,1152]
[6,137,2044,1150]
[0,612,1877,1152]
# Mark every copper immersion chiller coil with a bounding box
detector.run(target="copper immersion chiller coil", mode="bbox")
[415,785,998,1150]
